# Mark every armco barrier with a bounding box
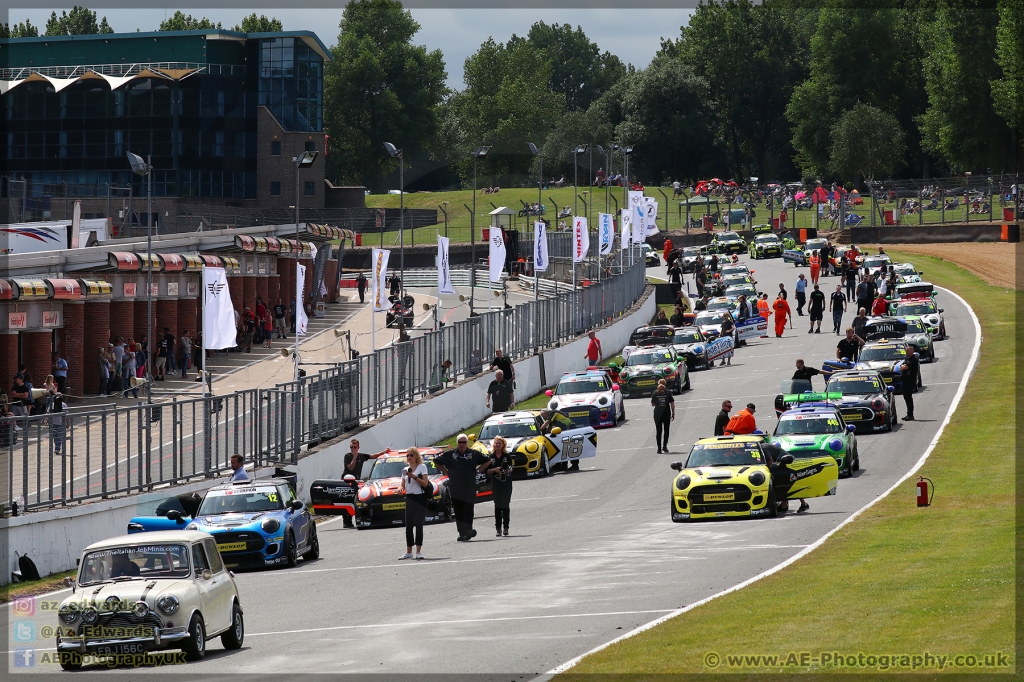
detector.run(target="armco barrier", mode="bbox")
[850,224,1020,244]
[2,288,656,585]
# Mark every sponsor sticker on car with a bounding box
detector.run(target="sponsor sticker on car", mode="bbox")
[382,502,405,511]
[636,379,656,386]
[217,542,247,552]
[704,492,735,501]
[844,413,863,420]
[569,411,590,417]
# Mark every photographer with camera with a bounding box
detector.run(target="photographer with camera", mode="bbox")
[487,437,514,536]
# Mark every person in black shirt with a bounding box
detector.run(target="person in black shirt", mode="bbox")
[389,272,402,296]
[651,379,676,453]
[900,352,921,420]
[355,273,367,303]
[694,296,708,312]
[829,285,847,335]
[342,439,383,527]
[792,359,821,384]
[851,308,870,343]
[778,282,788,300]
[836,328,864,361]
[695,268,707,298]
[486,370,515,413]
[486,436,515,536]
[489,349,515,384]
[668,262,683,300]
[714,400,732,436]
[669,305,687,327]
[844,264,859,302]
[807,284,826,334]
[273,299,287,338]
[436,435,491,541]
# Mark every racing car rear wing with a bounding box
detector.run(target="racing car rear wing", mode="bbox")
[780,391,843,405]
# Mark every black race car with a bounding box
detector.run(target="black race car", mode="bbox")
[826,370,897,432]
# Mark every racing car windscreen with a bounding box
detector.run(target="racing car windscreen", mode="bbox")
[858,345,907,362]
[695,312,725,326]
[625,350,675,366]
[80,544,190,585]
[631,328,674,345]
[674,331,703,343]
[554,378,609,394]
[479,421,540,440]
[682,247,701,257]
[368,458,441,480]
[199,487,285,515]
[895,302,936,316]
[775,416,844,435]
[827,377,883,394]
[904,320,927,334]
[685,443,765,468]
[864,257,891,269]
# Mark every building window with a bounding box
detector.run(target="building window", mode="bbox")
[270,181,281,196]
[304,181,315,197]
[271,140,281,156]
[304,140,315,152]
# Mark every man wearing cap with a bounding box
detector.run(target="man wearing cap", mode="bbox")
[724,403,757,435]
[714,400,732,436]
[899,352,921,421]
[435,434,491,541]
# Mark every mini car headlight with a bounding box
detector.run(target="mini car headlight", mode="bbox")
[598,396,609,405]
[663,367,673,375]
[132,600,150,619]
[81,607,98,624]
[261,517,281,533]
[548,400,558,410]
[694,345,704,354]
[674,474,691,490]
[156,595,179,615]
[872,398,884,410]
[829,439,844,452]
[59,604,80,624]
[357,487,372,501]
[525,442,539,454]
[186,522,198,530]
[748,471,766,486]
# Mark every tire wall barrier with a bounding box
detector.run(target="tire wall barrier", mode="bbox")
[850,224,1020,244]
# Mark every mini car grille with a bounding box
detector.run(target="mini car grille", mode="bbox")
[691,503,751,514]
[214,531,265,552]
[627,376,660,390]
[840,407,875,422]
[98,612,163,629]
[688,484,752,504]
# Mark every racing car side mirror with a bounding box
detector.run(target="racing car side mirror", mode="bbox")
[468,434,477,441]
[670,462,683,471]
[343,474,356,482]
[611,384,620,391]
[840,357,850,363]
[779,454,795,465]
[290,500,305,511]
[938,308,944,313]
[886,385,895,392]
[919,271,923,276]
[847,424,856,432]
[545,390,553,397]
[166,510,183,521]
[550,427,562,436]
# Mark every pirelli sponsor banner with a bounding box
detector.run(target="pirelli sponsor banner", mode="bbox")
[737,316,769,341]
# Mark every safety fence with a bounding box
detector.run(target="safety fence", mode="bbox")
[2,246,646,512]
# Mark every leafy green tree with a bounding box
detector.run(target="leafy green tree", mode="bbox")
[524,22,626,112]
[232,14,284,33]
[323,0,447,190]
[158,12,221,31]
[786,6,926,178]
[919,1,1013,172]
[673,0,812,180]
[0,19,39,38]
[44,6,113,36]
[539,106,615,182]
[990,0,1023,167]
[451,37,565,184]
[829,103,905,184]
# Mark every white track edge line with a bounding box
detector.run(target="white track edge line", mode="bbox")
[536,284,982,680]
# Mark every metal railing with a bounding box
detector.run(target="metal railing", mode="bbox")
[2,247,647,512]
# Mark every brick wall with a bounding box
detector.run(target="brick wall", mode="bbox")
[83,301,110,395]
[256,277,269,310]
[156,299,178,340]
[268,274,281,308]
[256,106,325,213]
[0,333,18,387]
[227,276,243,319]
[278,258,294,305]
[133,300,153,348]
[61,302,85,397]
[242,276,257,314]
[177,298,198,337]
[109,301,135,343]
[23,330,53,387]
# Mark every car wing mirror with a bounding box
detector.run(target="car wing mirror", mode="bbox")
[611,384,620,391]
[343,474,356,482]
[291,499,305,511]
[545,390,553,397]
[550,427,562,436]
[201,569,213,581]
[779,454,794,465]
[886,385,895,392]
[670,462,683,471]
[938,308,944,313]
[847,424,856,432]
[166,510,183,521]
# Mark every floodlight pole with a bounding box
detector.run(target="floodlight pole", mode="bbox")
[146,156,152,405]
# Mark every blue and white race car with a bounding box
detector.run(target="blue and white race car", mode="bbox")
[185,478,319,569]
[127,491,203,533]
[545,369,625,428]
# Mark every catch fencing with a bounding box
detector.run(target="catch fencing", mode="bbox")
[2,247,646,512]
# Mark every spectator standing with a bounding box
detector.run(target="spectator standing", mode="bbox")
[829,285,847,335]
[852,308,870,344]
[112,337,125,382]
[435,435,491,542]
[289,297,297,334]
[399,447,430,560]
[651,379,675,453]
[772,293,792,338]
[714,400,733,436]
[844,261,859,302]
[355,273,367,303]
[389,272,402,296]
[342,439,383,527]
[808,284,826,333]
[52,352,68,394]
[49,393,68,454]
[273,298,287,339]
[122,346,139,398]
[836,328,864,361]
[489,349,515,385]
[242,310,256,353]
[154,333,168,380]
[486,370,515,413]
[229,454,248,481]
[778,282,788,300]
[180,331,192,379]
[794,274,807,316]
[96,347,111,396]
[163,328,177,375]
[900,352,921,421]
[585,331,602,366]
[486,437,514,536]
[262,313,274,348]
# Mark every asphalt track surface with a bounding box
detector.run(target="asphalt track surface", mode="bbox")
[15,253,977,677]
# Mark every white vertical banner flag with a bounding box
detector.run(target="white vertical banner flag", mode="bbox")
[534,221,549,272]
[572,216,590,263]
[371,247,391,312]
[202,267,236,350]
[628,190,645,215]
[437,235,454,295]
[296,263,309,336]
[598,213,614,255]
[620,209,631,250]
[488,227,506,283]
[643,197,660,236]
[632,204,646,244]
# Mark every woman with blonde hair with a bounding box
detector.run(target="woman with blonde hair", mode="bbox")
[651,378,675,453]
[400,447,430,560]
[487,436,514,536]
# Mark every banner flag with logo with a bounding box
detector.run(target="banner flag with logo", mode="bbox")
[202,267,236,350]
[620,209,631,250]
[632,205,646,244]
[534,221,548,272]
[371,248,391,312]
[437,235,454,295]
[296,263,309,336]
[488,227,506,283]
[643,198,660,237]
[598,213,614,255]
[573,216,590,263]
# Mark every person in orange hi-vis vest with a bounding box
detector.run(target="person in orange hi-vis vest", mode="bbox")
[724,403,757,435]
[756,293,771,320]
[663,238,673,264]
[809,250,821,284]
[772,293,792,337]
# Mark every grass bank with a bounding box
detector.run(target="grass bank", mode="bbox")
[0,569,75,603]
[562,250,1015,676]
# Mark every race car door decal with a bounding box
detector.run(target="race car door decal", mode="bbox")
[772,457,838,500]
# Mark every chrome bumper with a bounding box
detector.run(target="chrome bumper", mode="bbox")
[58,626,190,653]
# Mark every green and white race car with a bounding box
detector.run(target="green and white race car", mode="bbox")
[748,233,783,259]
[619,346,689,397]
[770,405,860,478]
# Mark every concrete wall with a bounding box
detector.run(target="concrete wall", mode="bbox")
[2,290,655,584]
[850,223,1020,244]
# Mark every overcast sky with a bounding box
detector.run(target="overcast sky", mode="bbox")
[11,8,694,89]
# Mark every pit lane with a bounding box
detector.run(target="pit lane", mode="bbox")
[22,250,978,676]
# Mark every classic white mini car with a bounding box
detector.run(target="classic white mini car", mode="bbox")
[56,530,244,669]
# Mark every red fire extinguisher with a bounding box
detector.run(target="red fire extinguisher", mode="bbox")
[916,477,934,507]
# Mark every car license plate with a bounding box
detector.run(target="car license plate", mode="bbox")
[569,411,589,417]
[704,492,735,502]
[217,541,247,552]
[94,643,146,655]
[636,380,656,386]
[382,502,405,511]
[844,413,862,420]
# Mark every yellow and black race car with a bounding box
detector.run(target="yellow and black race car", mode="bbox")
[472,410,597,477]
[670,435,838,521]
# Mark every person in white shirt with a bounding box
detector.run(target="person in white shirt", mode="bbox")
[399,447,430,560]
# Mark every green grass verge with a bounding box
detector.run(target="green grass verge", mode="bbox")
[564,250,1015,676]
[432,390,552,448]
[0,569,76,603]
